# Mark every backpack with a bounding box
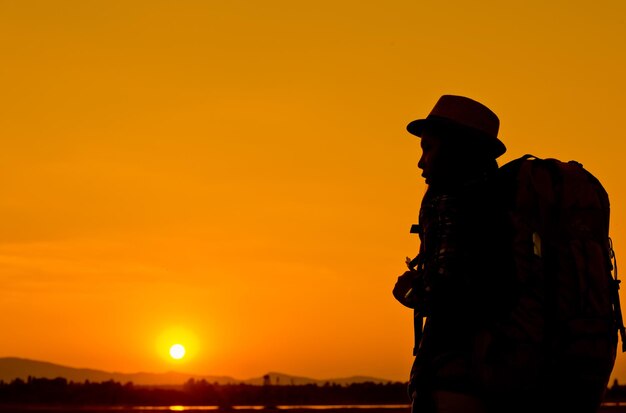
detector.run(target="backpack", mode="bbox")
[477,154,625,410]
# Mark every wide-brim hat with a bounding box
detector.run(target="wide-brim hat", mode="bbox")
[407,95,506,158]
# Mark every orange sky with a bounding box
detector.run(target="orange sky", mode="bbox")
[1,0,626,383]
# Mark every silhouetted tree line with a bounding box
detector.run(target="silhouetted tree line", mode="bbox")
[0,377,409,406]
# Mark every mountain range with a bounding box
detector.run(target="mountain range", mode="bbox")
[0,358,393,386]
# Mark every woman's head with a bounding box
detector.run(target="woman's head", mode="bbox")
[418,123,498,186]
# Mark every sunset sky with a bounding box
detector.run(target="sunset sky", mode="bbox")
[1,0,626,383]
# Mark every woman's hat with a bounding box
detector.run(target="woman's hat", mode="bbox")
[407,95,506,158]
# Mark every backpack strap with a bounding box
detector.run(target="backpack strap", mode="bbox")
[532,158,562,361]
[608,237,626,352]
[408,224,425,356]
[580,165,626,353]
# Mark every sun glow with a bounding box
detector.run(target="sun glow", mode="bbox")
[156,327,200,365]
[169,344,186,360]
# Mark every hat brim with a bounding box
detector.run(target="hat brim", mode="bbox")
[406,118,506,159]
[406,118,429,137]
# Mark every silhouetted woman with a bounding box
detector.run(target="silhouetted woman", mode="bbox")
[393,95,510,413]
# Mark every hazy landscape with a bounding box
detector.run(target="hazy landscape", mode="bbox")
[4,358,626,412]
[0,359,408,412]
[0,358,392,386]
[5,358,626,412]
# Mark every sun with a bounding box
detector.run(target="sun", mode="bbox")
[157,327,199,363]
[169,344,186,360]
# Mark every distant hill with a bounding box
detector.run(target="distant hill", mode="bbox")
[0,358,237,385]
[0,358,394,386]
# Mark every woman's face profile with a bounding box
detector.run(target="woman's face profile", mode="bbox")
[417,133,442,185]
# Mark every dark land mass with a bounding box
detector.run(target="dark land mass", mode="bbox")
[3,377,626,409]
[3,359,626,411]
[0,358,389,386]
[2,377,626,413]
[0,408,415,413]
[1,407,626,413]
[0,377,407,407]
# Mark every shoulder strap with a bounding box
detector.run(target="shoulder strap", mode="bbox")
[609,238,626,352]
